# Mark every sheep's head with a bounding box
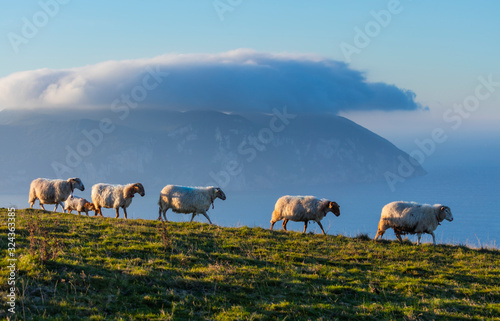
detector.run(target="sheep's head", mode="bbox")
[215,187,226,200]
[126,183,145,198]
[439,205,453,222]
[85,202,97,212]
[68,178,85,191]
[328,201,340,217]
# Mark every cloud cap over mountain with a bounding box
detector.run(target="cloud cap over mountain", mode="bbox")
[0,49,422,113]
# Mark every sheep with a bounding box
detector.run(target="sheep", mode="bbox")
[158,185,226,224]
[270,195,340,235]
[374,201,454,245]
[29,178,85,212]
[64,195,96,216]
[91,183,145,219]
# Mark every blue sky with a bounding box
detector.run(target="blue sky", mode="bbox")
[1,1,499,139]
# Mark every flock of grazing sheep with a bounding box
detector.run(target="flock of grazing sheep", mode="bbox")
[28,177,454,245]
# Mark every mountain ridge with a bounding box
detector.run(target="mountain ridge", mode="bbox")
[0,109,425,193]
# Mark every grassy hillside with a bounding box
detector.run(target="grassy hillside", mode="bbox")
[1,208,499,320]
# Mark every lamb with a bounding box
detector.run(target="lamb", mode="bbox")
[374,201,454,245]
[91,183,145,219]
[64,195,96,216]
[29,178,85,212]
[270,195,340,235]
[158,185,226,224]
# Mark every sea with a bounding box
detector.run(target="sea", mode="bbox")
[3,162,499,249]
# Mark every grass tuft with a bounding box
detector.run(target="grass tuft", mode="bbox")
[354,233,371,242]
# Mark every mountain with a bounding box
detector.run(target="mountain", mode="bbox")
[0,109,425,194]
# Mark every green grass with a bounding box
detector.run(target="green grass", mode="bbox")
[1,208,499,320]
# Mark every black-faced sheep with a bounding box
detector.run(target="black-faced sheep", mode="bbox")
[29,178,85,212]
[374,201,454,245]
[270,195,340,235]
[158,185,226,224]
[64,195,96,216]
[91,183,145,219]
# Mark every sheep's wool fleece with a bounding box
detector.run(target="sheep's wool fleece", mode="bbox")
[272,196,329,222]
[159,185,216,214]
[30,178,72,204]
[92,184,133,209]
[380,202,443,234]
[65,195,89,211]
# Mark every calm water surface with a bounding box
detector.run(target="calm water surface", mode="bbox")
[2,166,498,248]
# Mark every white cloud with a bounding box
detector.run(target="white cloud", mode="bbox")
[0,49,422,113]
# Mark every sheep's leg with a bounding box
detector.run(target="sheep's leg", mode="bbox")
[270,221,276,230]
[395,232,403,243]
[190,213,196,222]
[123,207,128,219]
[201,212,213,225]
[417,233,422,245]
[430,232,436,245]
[39,202,46,211]
[115,208,120,219]
[303,221,308,233]
[157,207,163,221]
[53,202,64,213]
[96,207,103,217]
[163,210,169,222]
[317,221,326,236]
[282,219,288,231]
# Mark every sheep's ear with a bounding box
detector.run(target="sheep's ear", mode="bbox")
[439,206,448,219]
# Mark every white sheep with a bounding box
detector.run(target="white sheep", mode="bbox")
[64,195,96,216]
[374,201,454,245]
[158,185,226,224]
[29,178,85,212]
[91,183,145,219]
[270,195,340,235]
